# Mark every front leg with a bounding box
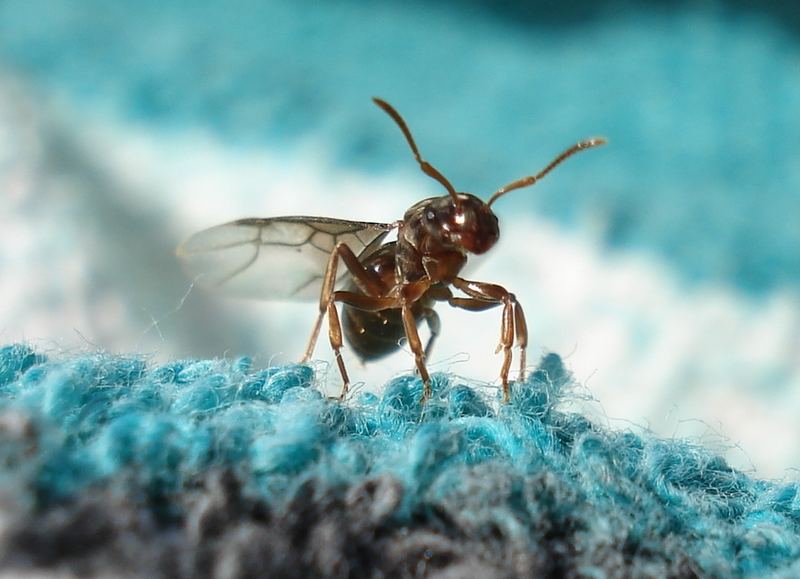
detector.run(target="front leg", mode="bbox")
[451,277,528,402]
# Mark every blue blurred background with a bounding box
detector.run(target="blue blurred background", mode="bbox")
[0,0,798,476]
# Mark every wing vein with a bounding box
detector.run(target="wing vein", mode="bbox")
[178,217,396,301]
[216,244,261,287]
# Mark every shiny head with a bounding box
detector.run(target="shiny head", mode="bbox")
[374,97,606,250]
[414,193,499,255]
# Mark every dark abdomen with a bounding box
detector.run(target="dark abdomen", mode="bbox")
[343,306,408,361]
[341,243,425,361]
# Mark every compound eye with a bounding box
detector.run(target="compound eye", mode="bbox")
[425,210,436,221]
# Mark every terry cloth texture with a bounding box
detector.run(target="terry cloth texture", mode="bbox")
[0,344,799,578]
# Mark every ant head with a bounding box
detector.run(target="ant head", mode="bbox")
[419,193,499,255]
[374,96,606,252]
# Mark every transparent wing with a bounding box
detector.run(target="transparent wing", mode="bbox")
[177,216,394,301]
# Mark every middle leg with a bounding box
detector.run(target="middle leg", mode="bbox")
[421,307,441,360]
[301,242,389,398]
[332,287,432,401]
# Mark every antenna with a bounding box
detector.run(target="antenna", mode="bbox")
[487,138,607,207]
[373,98,460,203]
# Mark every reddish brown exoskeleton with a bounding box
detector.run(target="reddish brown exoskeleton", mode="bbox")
[178,98,605,402]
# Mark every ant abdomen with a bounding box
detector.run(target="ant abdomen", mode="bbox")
[342,306,408,361]
[341,243,428,361]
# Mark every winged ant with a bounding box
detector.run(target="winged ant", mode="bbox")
[178,98,605,402]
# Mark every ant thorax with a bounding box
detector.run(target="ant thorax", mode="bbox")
[397,196,470,284]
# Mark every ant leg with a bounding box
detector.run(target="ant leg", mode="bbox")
[447,295,514,402]
[514,301,528,382]
[326,300,350,399]
[328,284,431,402]
[447,297,500,312]
[451,278,523,403]
[301,247,342,364]
[300,242,389,397]
[301,242,388,363]
[402,301,432,402]
[499,301,515,402]
[422,307,441,360]
[321,291,396,399]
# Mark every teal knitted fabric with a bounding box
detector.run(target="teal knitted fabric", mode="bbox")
[1,343,798,577]
[1,0,799,479]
